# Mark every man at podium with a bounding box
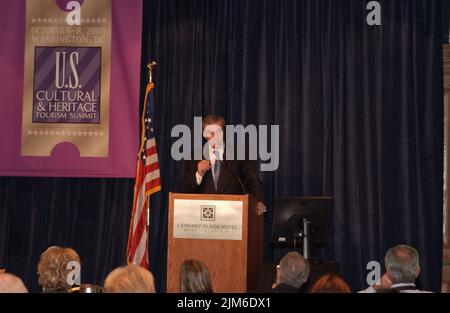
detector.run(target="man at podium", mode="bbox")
[182,114,266,215]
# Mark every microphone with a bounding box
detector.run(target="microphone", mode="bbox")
[221,159,246,195]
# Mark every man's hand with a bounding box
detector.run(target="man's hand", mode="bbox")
[373,273,392,291]
[256,202,267,215]
[197,160,211,176]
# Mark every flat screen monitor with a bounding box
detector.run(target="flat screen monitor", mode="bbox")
[271,197,332,247]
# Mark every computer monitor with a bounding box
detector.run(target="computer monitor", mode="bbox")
[271,197,332,247]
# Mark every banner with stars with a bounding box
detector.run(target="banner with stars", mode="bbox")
[0,0,142,177]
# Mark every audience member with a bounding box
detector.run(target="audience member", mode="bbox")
[37,246,80,292]
[0,273,28,293]
[180,259,213,293]
[309,274,351,293]
[360,244,431,293]
[103,264,155,293]
[271,252,310,293]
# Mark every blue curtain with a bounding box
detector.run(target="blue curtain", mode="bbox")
[0,0,444,292]
[141,0,443,292]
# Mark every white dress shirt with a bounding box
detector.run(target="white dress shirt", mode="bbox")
[359,282,432,293]
[195,144,224,185]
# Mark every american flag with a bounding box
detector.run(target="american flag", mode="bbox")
[126,82,161,268]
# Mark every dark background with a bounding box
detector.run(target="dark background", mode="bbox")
[0,0,447,292]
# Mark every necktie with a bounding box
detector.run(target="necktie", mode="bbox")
[212,150,221,190]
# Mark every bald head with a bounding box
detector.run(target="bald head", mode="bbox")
[0,273,28,293]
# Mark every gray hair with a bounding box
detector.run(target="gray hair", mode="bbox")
[104,265,155,293]
[0,273,28,293]
[384,244,420,284]
[279,252,310,288]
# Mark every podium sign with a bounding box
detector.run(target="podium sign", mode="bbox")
[167,193,263,293]
[173,199,243,240]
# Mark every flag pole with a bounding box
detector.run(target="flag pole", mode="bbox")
[146,61,156,241]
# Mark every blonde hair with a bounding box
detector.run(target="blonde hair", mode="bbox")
[104,265,155,293]
[37,246,80,291]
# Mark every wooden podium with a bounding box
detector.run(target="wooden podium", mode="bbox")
[167,192,263,293]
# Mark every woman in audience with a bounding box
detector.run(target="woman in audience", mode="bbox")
[309,274,351,293]
[179,259,213,293]
[37,246,80,292]
[103,265,155,293]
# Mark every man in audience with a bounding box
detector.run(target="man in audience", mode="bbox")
[103,264,155,293]
[271,251,310,293]
[0,273,28,293]
[360,244,431,293]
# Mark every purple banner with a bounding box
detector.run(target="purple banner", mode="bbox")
[0,0,142,177]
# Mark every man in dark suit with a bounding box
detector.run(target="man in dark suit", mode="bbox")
[182,114,266,215]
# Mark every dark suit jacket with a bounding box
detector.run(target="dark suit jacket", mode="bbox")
[182,148,264,203]
[270,283,301,293]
